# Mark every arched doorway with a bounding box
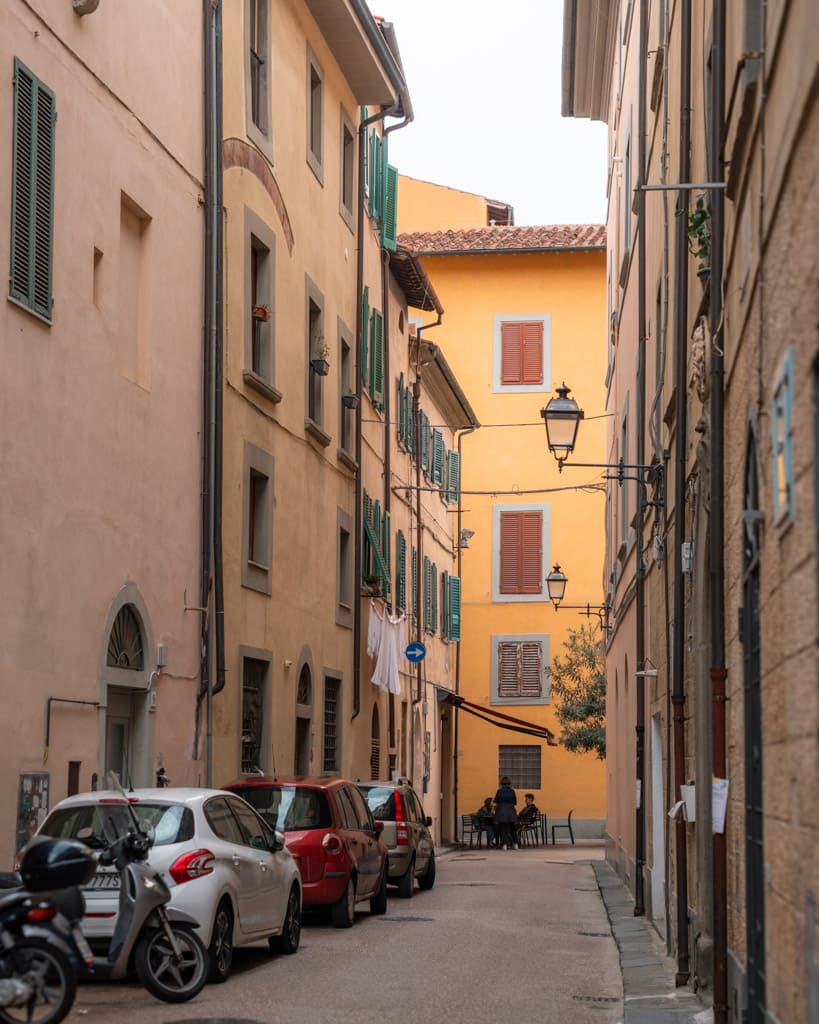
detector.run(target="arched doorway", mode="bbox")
[742,429,766,1021]
[294,664,312,775]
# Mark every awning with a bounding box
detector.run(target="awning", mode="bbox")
[436,689,558,745]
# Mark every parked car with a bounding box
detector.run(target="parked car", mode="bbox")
[221,776,387,927]
[356,779,436,897]
[36,788,302,983]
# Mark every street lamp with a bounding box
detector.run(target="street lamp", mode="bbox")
[545,564,611,635]
[540,384,664,504]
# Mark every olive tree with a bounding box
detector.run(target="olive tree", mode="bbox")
[549,622,606,759]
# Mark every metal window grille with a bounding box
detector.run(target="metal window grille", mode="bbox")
[322,678,340,773]
[498,745,542,789]
[241,659,266,773]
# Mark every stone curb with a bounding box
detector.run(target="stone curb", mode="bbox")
[592,860,713,1024]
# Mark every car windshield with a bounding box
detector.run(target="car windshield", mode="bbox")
[229,786,332,831]
[42,802,194,848]
[359,787,395,820]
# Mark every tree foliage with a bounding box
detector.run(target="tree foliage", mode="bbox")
[549,622,606,759]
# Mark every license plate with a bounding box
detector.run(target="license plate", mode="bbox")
[87,874,120,890]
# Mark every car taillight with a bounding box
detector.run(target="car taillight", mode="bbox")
[168,849,214,884]
[27,905,56,922]
[321,833,343,857]
[394,791,405,822]
[394,791,409,845]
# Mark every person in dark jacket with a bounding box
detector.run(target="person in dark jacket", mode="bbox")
[474,797,496,847]
[492,776,519,850]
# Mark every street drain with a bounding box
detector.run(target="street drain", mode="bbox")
[577,930,610,937]
[376,916,434,923]
[573,995,620,1004]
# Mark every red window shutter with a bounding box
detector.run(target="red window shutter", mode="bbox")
[519,642,543,697]
[498,643,520,697]
[500,510,543,594]
[521,322,544,384]
[501,322,523,384]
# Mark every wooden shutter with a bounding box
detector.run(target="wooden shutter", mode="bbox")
[441,570,449,638]
[396,530,407,612]
[420,410,431,474]
[10,60,55,319]
[430,563,438,633]
[497,643,521,697]
[405,387,415,455]
[519,642,543,697]
[382,509,391,593]
[500,510,542,594]
[362,489,373,579]
[423,555,431,631]
[448,576,461,641]
[497,641,542,698]
[397,373,405,444]
[445,450,461,504]
[500,322,543,385]
[381,163,398,251]
[411,546,418,618]
[371,310,384,408]
[431,429,445,485]
[360,286,369,387]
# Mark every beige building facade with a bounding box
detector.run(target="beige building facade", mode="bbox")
[0,0,206,864]
[563,0,819,1021]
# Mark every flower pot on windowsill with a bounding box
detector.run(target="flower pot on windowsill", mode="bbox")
[310,358,330,377]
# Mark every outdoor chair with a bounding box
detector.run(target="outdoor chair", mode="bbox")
[551,809,575,845]
[518,811,545,847]
[461,814,483,848]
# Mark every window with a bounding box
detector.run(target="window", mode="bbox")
[242,210,279,402]
[411,546,418,620]
[492,635,550,705]
[306,47,324,182]
[620,410,629,547]
[339,109,355,229]
[370,705,381,780]
[431,430,445,486]
[242,443,274,593]
[9,59,55,321]
[445,450,461,505]
[493,316,551,393]
[494,507,548,601]
[423,556,432,633]
[368,309,384,410]
[498,745,542,789]
[336,508,353,628]
[323,677,341,773]
[368,127,382,220]
[338,327,354,458]
[362,490,390,595]
[623,130,632,257]
[772,347,795,524]
[395,530,407,614]
[305,275,329,443]
[381,162,398,251]
[250,239,271,375]
[245,0,271,158]
[241,657,268,773]
[440,573,461,642]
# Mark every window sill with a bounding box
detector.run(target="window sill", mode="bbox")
[305,419,331,447]
[337,448,357,472]
[243,370,282,405]
[8,294,52,326]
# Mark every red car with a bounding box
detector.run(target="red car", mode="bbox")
[221,776,387,928]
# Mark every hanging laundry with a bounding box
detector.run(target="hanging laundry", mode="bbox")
[371,611,406,695]
[367,601,383,659]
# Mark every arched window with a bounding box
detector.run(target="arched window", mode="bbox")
[297,665,312,706]
[107,604,144,670]
[370,704,381,779]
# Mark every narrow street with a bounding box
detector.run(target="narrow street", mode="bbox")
[62,843,623,1024]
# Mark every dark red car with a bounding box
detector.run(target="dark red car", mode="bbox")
[221,776,387,928]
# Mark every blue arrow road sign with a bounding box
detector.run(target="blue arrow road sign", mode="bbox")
[405,642,427,663]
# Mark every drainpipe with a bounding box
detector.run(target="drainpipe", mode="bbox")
[634,0,648,919]
[454,425,477,842]
[709,0,728,1017]
[202,0,225,788]
[672,0,692,985]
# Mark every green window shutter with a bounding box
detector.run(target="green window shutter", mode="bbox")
[362,489,373,580]
[448,576,461,642]
[368,128,376,212]
[361,286,369,388]
[406,388,415,455]
[396,530,407,613]
[371,310,384,409]
[445,451,461,504]
[431,563,438,634]
[420,411,431,475]
[411,546,418,618]
[431,429,445,486]
[10,60,55,319]
[423,555,431,632]
[441,570,450,639]
[381,164,399,251]
[369,132,382,221]
[397,373,405,444]
[382,509,391,595]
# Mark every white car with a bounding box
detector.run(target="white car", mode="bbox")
[37,787,302,982]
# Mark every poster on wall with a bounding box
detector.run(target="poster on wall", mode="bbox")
[16,772,50,854]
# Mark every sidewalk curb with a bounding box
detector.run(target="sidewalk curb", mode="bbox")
[592,860,713,1024]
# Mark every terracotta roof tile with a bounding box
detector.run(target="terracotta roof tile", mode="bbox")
[398,224,606,254]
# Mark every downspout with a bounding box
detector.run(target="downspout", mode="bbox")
[709,0,728,1017]
[202,0,225,788]
[454,425,477,842]
[353,103,398,722]
[672,0,692,985]
[634,0,648,919]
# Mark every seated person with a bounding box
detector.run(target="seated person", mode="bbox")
[518,793,540,825]
[474,797,496,846]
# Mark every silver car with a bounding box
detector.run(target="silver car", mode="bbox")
[357,780,435,898]
[37,788,302,982]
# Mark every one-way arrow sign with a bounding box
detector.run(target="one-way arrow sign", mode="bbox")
[405,641,427,663]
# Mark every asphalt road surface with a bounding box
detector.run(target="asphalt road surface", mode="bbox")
[62,841,623,1024]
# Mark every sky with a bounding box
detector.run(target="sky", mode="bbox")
[370,0,609,227]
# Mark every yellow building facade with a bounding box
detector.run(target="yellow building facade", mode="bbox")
[399,178,608,835]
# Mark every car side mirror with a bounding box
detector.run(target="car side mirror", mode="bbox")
[268,830,286,853]
[425,816,432,828]
[373,820,384,835]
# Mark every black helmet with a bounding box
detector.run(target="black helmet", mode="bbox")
[19,836,97,892]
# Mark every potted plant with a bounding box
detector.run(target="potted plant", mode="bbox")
[310,339,330,376]
[686,193,711,283]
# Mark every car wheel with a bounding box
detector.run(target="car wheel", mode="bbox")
[208,899,234,983]
[330,877,356,928]
[418,852,436,891]
[269,883,301,955]
[370,868,388,915]
[397,859,414,899]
